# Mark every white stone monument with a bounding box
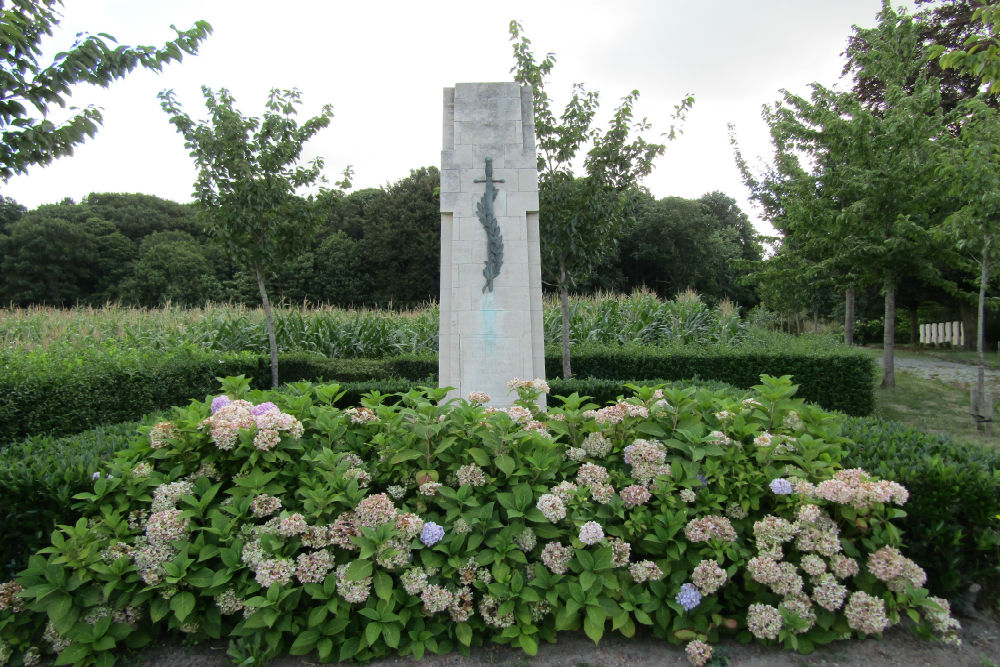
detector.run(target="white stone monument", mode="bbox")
[439,82,545,407]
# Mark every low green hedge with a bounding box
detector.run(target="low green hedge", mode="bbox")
[840,417,1000,597]
[0,346,257,444]
[0,340,874,444]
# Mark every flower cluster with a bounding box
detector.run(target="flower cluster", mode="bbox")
[401,567,430,595]
[466,391,491,405]
[620,484,651,509]
[804,469,909,509]
[420,584,453,614]
[540,542,573,574]
[456,464,486,487]
[629,560,663,583]
[769,478,794,495]
[344,407,378,424]
[278,513,308,537]
[576,462,609,487]
[0,582,23,613]
[255,558,293,588]
[746,603,782,640]
[581,432,612,458]
[515,527,537,553]
[685,639,713,667]
[355,493,397,527]
[420,522,445,547]
[675,583,702,611]
[578,521,604,545]
[583,401,649,424]
[536,493,566,523]
[684,515,737,543]
[609,538,631,567]
[149,421,178,449]
[691,559,727,595]
[507,377,550,394]
[335,563,372,604]
[866,546,927,592]
[295,550,334,584]
[843,591,889,635]
[395,512,424,540]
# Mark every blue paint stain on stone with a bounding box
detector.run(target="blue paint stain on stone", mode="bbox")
[481,291,497,360]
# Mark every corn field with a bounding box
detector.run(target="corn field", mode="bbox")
[1,290,746,358]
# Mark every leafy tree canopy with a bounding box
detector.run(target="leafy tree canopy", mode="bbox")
[0,0,212,180]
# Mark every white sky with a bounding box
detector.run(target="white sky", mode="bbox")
[1,0,917,236]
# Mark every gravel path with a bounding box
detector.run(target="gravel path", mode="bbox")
[884,355,1000,389]
[117,614,1000,667]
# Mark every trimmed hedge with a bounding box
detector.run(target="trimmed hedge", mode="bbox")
[840,417,1000,597]
[0,346,257,444]
[0,340,875,444]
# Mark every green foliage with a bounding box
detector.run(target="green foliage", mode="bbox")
[0,345,256,443]
[0,1,212,179]
[0,422,148,579]
[841,417,1000,596]
[160,86,341,387]
[508,19,692,378]
[935,2,1000,93]
[0,376,957,665]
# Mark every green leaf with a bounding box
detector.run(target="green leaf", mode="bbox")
[495,454,515,475]
[373,571,393,601]
[346,559,373,581]
[513,484,533,510]
[290,629,320,654]
[519,634,538,655]
[455,621,473,646]
[365,621,381,646]
[382,623,401,648]
[171,591,196,622]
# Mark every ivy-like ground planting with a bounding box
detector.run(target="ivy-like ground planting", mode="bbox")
[0,375,961,666]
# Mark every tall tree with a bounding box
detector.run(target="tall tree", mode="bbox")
[509,20,693,378]
[936,97,1000,428]
[0,1,211,180]
[160,87,338,388]
[935,1,1000,92]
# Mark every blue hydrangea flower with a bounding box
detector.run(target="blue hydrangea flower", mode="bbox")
[91,471,100,480]
[210,395,232,414]
[420,522,445,546]
[675,583,702,611]
[769,478,794,495]
[251,402,278,416]
[697,474,709,487]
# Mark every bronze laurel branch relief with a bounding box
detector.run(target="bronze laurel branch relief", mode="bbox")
[475,158,504,293]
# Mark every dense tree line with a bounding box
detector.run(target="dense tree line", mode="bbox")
[0,174,761,309]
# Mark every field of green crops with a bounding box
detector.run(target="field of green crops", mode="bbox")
[0,289,748,358]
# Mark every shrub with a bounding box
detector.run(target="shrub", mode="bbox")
[840,417,1000,597]
[0,346,256,444]
[0,422,148,579]
[0,375,959,665]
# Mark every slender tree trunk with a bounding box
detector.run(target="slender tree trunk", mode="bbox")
[975,238,991,433]
[909,308,919,347]
[812,309,818,333]
[559,257,572,379]
[796,314,802,335]
[256,266,279,389]
[844,286,855,346]
[881,273,896,389]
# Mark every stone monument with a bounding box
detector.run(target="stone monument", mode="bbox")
[439,82,545,407]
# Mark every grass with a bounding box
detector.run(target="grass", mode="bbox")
[866,346,1000,449]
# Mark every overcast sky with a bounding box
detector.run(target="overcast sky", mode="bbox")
[2,0,918,236]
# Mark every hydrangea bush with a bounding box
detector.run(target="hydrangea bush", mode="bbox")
[0,374,959,666]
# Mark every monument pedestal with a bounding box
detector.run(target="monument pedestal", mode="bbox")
[439,83,545,408]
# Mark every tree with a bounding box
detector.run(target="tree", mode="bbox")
[936,97,1000,429]
[160,87,337,388]
[509,20,693,378]
[117,230,224,306]
[0,1,211,180]
[935,1,1000,93]
[0,211,133,305]
[737,5,950,386]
